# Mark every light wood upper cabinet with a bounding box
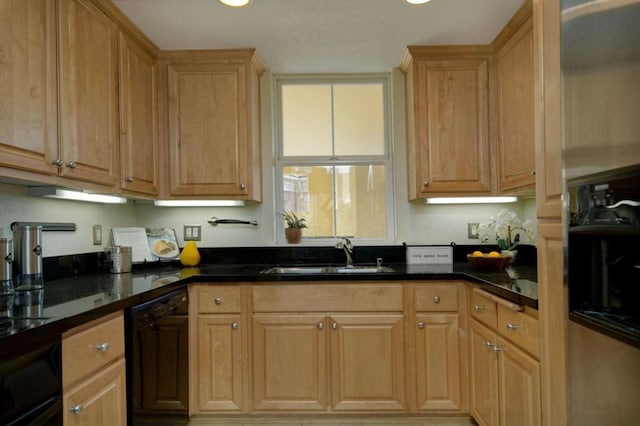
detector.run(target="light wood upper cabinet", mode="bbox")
[495,13,536,193]
[0,0,58,176]
[118,32,158,197]
[402,47,493,198]
[161,50,264,200]
[58,0,120,188]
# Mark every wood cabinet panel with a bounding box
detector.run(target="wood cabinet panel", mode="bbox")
[470,319,500,426]
[497,304,539,358]
[330,314,406,411]
[0,0,58,175]
[118,31,158,196]
[415,284,459,312]
[496,16,535,193]
[470,289,498,329]
[403,49,493,198]
[196,314,244,412]
[58,0,119,187]
[63,358,126,426]
[198,285,242,313]
[252,314,327,411]
[415,313,462,411]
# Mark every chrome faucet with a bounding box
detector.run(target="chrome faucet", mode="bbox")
[335,237,353,268]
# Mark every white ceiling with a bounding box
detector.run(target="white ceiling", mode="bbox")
[113,0,525,73]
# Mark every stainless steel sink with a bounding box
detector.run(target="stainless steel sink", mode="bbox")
[261,265,395,274]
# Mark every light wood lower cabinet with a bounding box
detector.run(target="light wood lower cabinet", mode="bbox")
[62,311,126,426]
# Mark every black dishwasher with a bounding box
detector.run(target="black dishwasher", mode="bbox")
[126,287,189,425]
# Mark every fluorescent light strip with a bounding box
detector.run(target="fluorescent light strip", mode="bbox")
[29,187,127,204]
[405,0,432,4]
[425,196,518,205]
[217,0,250,7]
[153,200,246,207]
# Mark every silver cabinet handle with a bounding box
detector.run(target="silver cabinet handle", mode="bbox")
[485,341,494,349]
[96,343,110,352]
[240,183,246,190]
[506,323,522,331]
[66,161,77,169]
[474,304,485,311]
[433,296,440,304]
[70,404,84,414]
[231,322,239,330]
[125,177,134,183]
[492,345,504,352]
[331,322,338,330]
[52,159,64,167]
[417,321,425,329]
[214,297,222,305]
[318,322,324,330]
[423,180,429,187]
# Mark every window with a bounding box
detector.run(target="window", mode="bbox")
[275,75,394,242]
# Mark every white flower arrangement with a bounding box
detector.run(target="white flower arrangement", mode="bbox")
[478,209,535,250]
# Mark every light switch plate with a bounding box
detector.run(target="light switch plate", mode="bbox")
[468,223,480,239]
[92,225,102,245]
[183,225,201,241]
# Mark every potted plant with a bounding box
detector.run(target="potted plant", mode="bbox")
[280,211,307,244]
[478,209,535,263]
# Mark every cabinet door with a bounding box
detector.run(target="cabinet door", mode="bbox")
[136,316,188,413]
[415,313,462,411]
[118,32,158,196]
[330,314,405,411]
[197,314,244,412]
[0,0,58,175]
[410,58,492,196]
[63,358,126,426]
[497,18,535,192]
[470,319,499,426]
[252,314,327,411]
[497,337,541,426]
[167,62,250,197]
[58,0,119,187]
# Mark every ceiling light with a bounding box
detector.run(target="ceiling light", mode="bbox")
[29,187,128,204]
[405,0,432,4]
[424,196,518,205]
[217,0,250,7]
[153,200,246,207]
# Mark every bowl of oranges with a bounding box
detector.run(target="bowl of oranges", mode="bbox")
[467,250,512,271]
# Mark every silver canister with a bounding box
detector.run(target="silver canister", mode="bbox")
[12,225,43,290]
[0,238,13,295]
[105,246,132,274]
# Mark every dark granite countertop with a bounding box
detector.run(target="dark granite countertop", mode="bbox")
[0,245,537,361]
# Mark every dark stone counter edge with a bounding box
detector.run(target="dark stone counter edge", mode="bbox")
[1,264,536,361]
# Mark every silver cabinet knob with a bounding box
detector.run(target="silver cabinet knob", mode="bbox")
[433,296,440,304]
[66,161,77,169]
[240,183,246,190]
[95,343,110,352]
[70,404,84,414]
[474,304,485,311]
[318,322,324,330]
[417,321,425,329]
[125,176,134,183]
[214,297,222,305]
[331,322,338,330]
[231,322,239,330]
[530,169,536,175]
[423,180,429,187]
[506,323,521,331]
[52,159,64,167]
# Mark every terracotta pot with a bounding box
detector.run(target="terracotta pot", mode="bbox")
[285,228,302,244]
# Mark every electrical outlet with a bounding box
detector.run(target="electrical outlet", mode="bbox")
[92,225,102,245]
[468,222,479,239]
[183,225,202,241]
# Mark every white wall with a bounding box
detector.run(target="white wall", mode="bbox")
[0,69,537,255]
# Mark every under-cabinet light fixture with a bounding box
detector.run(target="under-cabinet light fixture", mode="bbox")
[217,0,250,7]
[405,0,432,4]
[424,196,518,205]
[153,200,246,207]
[29,187,128,204]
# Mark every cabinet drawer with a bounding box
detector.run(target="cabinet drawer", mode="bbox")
[415,284,458,311]
[497,305,539,358]
[470,289,498,329]
[252,283,403,312]
[62,312,124,388]
[198,285,242,313]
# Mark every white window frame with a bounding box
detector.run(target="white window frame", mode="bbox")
[273,74,396,245]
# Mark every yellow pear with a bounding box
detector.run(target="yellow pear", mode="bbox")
[180,241,201,266]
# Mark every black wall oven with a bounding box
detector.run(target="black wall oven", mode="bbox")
[567,166,640,346]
